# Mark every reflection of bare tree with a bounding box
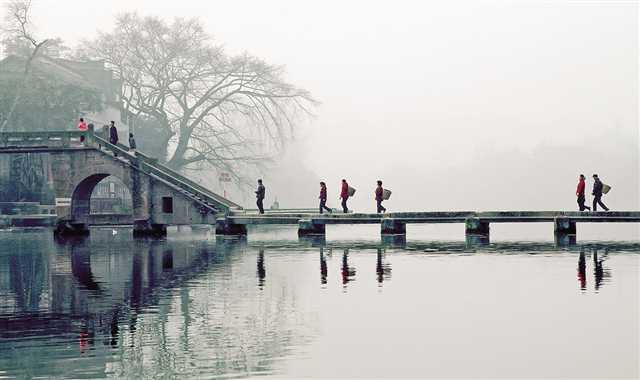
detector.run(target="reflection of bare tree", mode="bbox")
[0,235,315,378]
[8,240,46,311]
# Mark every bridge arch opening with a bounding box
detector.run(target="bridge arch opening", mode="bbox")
[71,174,133,223]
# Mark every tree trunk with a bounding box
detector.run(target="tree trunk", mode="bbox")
[0,42,47,132]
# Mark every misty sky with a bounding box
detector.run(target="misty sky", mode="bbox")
[3,0,639,212]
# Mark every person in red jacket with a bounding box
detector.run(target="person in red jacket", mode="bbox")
[340,179,349,213]
[77,118,87,131]
[576,174,590,211]
[319,182,332,214]
[77,118,87,142]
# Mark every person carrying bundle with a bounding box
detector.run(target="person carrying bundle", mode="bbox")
[591,174,610,211]
[340,179,350,213]
[375,180,387,214]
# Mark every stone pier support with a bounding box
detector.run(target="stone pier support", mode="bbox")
[298,219,326,236]
[215,218,248,236]
[54,220,89,236]
[133,219,167,237]
[554,217,577,246]
[465,217,490,239]
[380,218,406,235]
[381,234,407,248]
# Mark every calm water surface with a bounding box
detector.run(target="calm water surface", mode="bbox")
[0,227,638,379]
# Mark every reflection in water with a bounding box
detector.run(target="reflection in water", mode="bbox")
[578,251,587,291]
[341,249,356,288]
[257,249,266,288]
[0,232,636,378]
[0,231,313,378]
[593,250,611,292]
[376,248,392,286]
[577,249,613,293]
[320,247,328,286]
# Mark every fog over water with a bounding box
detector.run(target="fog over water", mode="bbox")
[3,1,638,217]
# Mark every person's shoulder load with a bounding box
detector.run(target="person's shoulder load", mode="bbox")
[382,189,392,200]
[602,184,612,194]
[348,186,356,197]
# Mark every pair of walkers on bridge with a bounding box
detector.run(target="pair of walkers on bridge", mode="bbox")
[576,174,610,212]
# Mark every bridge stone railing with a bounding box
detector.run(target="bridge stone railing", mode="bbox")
[0,130,89,148]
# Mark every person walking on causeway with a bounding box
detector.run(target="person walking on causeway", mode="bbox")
[591,174,609,211]
[340,179,349,213]
[576,174,590,211]
[319,182,332,214]
[375,180,387,213]
[255,179,266,214]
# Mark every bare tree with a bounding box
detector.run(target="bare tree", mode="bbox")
[86,13,316,179]
[0,0,51,132]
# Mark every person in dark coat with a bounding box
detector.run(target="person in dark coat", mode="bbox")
[592,174,609,211]
[319,182,332,214]
[255,179,266,214]
[128,133,137,152]
[375,180,386,213]
[109,121,119,145]
[576,174,590,211]
[340,179,349,213]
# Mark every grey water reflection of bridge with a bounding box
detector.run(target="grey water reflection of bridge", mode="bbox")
[0,232,312,378]
[0,231,633,378]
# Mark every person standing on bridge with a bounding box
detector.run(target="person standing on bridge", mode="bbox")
[77,118,87,131]
[319,182,332,214]
[576,174,590,211]
[375,180,387,213]
[128,133,137,152]
[77,118,87,142]
[340,179,349,213]
[255,179,266,214]
[592,174,609,212]
[109,121,119,145]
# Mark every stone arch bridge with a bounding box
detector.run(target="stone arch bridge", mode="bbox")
[0,128,242,236]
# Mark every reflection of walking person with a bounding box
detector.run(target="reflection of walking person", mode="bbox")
[576,174,590,211]
[255,179,265,214]
[577,250,586,291]
[319,182,332,214]
[375,180,387,213]
[591,174,609,211]
[340,179,349,213]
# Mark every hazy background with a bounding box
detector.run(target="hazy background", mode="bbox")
[3,0,638,213]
